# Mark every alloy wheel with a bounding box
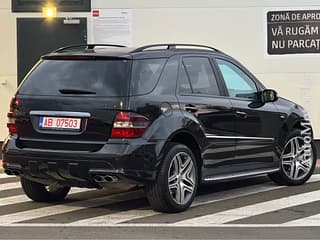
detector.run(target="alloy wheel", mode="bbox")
[281,136,313,181]
[168,152,196,205]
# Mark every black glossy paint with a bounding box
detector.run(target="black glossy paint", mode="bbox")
[2,45,313,188]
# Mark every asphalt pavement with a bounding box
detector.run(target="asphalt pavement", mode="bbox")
[1,168,320,239]
[2,226,320,239]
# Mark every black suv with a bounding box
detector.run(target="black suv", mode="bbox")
[3,44,317,212]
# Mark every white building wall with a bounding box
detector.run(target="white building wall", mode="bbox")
[0,0,320,140]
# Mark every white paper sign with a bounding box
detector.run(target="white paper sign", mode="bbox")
[92,9,132,47]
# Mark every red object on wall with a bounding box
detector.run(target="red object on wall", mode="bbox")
[92,10,99,17]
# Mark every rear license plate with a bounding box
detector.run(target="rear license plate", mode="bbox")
[39,116,81,130]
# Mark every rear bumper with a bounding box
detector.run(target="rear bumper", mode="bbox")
[2,135,165,188]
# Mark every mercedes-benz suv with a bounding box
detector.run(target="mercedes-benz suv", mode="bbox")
[3,44,317,212]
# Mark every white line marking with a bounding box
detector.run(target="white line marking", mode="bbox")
[193,182,282,207]
[70,180,287,225]
[70,208,157,225]
[0,195,29,206]
[0,174,16,179]
[0,190,144,225]
[0,180,281,225]
[3,223,320,227]
[0,182,21,191]
[0,188,94,207]
[75,183,283,225]
[191,174,320,208]
[283,213,320,226]
[1,174,319,226]
[175,189,320,225]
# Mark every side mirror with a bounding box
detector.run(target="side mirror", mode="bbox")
[261,89,278,103]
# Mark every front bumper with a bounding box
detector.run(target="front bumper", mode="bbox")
[2,135,165,188]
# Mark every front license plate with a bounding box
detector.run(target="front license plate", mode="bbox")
[39,116,81,130]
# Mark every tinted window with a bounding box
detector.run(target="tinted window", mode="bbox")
[19,59,130,96]
[181,57,220,96]
[130,59,166,95]
[216,59,257,99]
[179,64,192,94]
[153,55,179,95]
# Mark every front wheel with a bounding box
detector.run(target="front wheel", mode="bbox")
[145,143,198,213]
[269,130,317,186]
[21,177,70,202]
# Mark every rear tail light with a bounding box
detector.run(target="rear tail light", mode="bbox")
[7,97,19,134]
[111,112,149,138]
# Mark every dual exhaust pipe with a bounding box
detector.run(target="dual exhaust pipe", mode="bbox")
[5,169,22,176]
[5,168,119,184]
[93,174,119,183]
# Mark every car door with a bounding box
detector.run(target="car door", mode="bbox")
[176,55,237,178]
[215,57,282,171]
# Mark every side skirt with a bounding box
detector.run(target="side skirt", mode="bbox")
[202,168,280,183]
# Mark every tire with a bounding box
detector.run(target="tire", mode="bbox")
[145,143,198,213]
[269,129,317,186]
[21,177,70,202]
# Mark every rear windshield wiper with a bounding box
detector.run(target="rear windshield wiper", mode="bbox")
[59,89,96,95]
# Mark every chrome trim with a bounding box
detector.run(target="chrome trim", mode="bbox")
[205,134,274,141]
[30,111,91,118]
[204,168,280,182]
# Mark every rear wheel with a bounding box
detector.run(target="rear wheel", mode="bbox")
[21,177,70,202]
[146,143,198,213]
[269,130,316,186]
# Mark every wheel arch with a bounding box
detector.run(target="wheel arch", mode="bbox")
[279,111,314,150]
[165,129,205,179]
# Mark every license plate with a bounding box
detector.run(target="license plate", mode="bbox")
[39,116,81,130]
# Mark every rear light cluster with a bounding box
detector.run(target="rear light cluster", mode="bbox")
[111,112,149,138]
[7,97,19,134]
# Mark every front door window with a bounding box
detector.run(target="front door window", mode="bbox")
[216,59,257,100]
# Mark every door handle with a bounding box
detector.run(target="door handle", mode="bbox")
[185,104,198,113]
[235,110,247,119]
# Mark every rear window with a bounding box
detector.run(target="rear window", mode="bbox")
[19,59,131,97]
[130,58,167,95]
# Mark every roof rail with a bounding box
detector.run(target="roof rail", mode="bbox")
[131,44,220,53]
[53,44,126,53]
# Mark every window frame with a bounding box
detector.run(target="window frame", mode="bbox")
[129,57,168,96]
[12,0,91,12]
[213,57,263,101]
[177,54,225,98]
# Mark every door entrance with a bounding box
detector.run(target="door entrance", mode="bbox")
[17,17,87,84]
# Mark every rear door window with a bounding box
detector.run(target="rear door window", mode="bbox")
[179,57,220,96]
[19,59,131,96]
[130,58,167,95]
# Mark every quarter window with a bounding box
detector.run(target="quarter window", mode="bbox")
[130,58,166,95]
[179,57,220,96]
[216,59,257,100]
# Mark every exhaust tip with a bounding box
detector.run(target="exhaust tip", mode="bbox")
[104,175,119,182]
[93,175,104,183]
[5,169,22,176]
[4,169,13,175]
[93,175,119,183]
[12,170,21,176]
